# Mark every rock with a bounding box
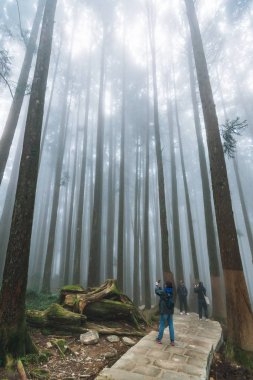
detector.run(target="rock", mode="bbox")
[104,348,117,359]
[122,337,136,346]
[46,341,53,348]
[80,330,99,345]
[106,335,120,343]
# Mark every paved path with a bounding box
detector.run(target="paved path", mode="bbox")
[96,312,223,380]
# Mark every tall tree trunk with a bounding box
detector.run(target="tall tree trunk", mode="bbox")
[133,139,141,306]
[106,117,116,279]
[146,1,171,280]
[117,28,126,291]
[0,0,57,361]
[143,120,151,308]
[173,72,199,281]
[73,62,91,283]
[185,0,253,350]
[187,47,225,318]
[41,21,76,292]
[63,127,79,286]
[41,88,73,292]
[167,93,183,283]
[0,0,46,185]
[88,27,106,287]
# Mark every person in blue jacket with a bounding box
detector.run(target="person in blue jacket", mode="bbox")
[155,280,175,346]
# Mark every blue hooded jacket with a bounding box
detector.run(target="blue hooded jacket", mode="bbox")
[155,286,174,314]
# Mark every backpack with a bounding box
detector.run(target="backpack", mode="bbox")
[166,294,174,314]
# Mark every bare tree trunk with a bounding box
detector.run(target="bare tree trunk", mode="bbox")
[133,139,141,306]
[0,0,57,361]
[173,71,199,281]
[187,47,225,318]
[41,19,76,292]
[146,1,171,279]
[41,87,73,292]
[143,120,151,308]
[185,0,253,350]
[106,117,116,279]
[167,93,183,282]
[88,27,106,287]
[117,27,126,291]
[64,128,79,285]
[73,61,91,283]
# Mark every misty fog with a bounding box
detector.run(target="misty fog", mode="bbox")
[0,0,253,311]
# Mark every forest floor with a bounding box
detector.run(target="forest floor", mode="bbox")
[0,291,252,379]
[0,327,253,379]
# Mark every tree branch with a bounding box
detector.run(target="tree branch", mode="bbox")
[0,73,14,98]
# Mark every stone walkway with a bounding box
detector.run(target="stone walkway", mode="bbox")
[96,312,223,380]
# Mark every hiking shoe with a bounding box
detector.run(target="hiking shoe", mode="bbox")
[156,338,162,344]
[171,341,175,346]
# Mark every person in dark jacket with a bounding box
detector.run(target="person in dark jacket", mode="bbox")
[155,280,175,346]
[194,281,208,320]
[177,280,189,315]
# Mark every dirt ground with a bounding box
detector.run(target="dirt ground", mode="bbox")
[0,328,253,379]
[0,329,141,380]
[210,350,253,380]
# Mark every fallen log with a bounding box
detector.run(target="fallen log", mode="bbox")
[60,279,121,313]
[26,306,145,337]
[26,303,87,329]
[26,280,147,336]
[60,279,147,329]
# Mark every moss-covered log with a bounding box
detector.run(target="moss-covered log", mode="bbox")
[60,279,147,329]
[60,279,121,313]
[26,303,87,329]
[85,299,135,319]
